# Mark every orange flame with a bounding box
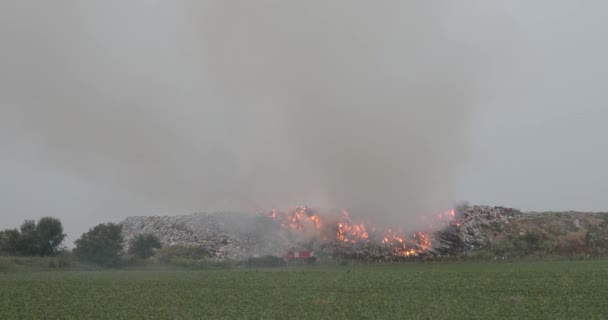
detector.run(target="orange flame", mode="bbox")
[261,207,457,257]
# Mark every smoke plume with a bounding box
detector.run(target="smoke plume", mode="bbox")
[0,1,495,227]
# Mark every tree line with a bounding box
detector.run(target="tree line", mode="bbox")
[0,218,161,267]
[0,217,66,256]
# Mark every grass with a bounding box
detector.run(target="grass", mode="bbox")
[1,260,608,319]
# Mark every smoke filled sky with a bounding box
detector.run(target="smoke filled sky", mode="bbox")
[1,1,607,240]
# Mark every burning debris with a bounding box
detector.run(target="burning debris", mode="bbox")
[120,205,525,261]
[260,207,456,259]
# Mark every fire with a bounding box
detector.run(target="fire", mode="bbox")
[337,211,369,242]
[265,206,323,231]
[261,206,459,258]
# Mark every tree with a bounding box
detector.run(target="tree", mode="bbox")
[73,223,124,267]
[36,217,66,256]
[0,229,21,255]
[0,230,7,254]
[17,220,39,255]
[128,234,162,259]
[0,217,66,256]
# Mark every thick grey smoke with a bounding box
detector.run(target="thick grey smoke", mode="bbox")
[0,1,498,227]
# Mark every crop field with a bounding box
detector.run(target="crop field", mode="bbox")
[1,260,607,319]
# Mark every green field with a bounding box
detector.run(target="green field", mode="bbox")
[1,261,607,319]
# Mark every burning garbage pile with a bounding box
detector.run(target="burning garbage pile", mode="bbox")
[259,207,459,261]
[120,205,524,261]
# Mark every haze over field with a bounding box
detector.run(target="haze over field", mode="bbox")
[1,1,607,241]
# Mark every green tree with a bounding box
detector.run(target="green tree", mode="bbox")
[128,234,162,259]
[0,230,7,254]
[0,217,66,256]
[73,223,124,267]
[0,229,20,255]
[36,217,66,256]
[16,220,39,255]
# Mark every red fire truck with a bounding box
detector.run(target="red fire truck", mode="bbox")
[283,248,314,261]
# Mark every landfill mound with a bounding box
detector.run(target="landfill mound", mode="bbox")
[121,206,539,260]
[121,213,295,260]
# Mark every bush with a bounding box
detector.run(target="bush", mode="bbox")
[73,223,124,267]
[128,234,162,259]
